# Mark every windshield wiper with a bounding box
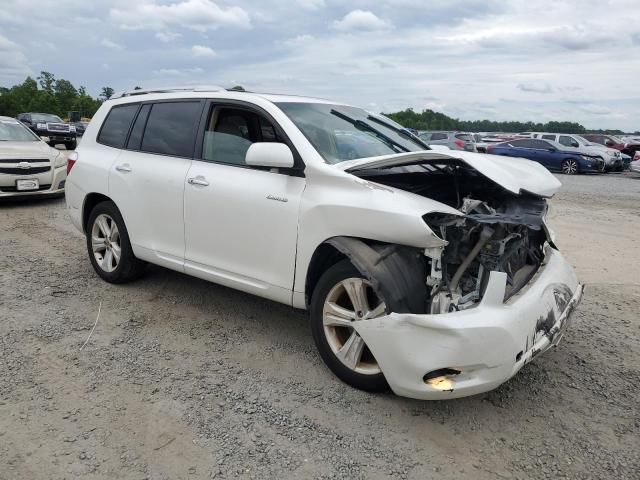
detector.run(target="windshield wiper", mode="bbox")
[330,109,410,153]
[366,115,431,150]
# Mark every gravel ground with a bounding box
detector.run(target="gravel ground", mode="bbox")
[1,171,638,480]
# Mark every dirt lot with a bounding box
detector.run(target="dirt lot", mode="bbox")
[1,171,638,480]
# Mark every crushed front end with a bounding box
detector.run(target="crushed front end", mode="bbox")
[344,156,583,399]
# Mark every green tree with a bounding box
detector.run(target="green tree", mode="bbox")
[100,87,115,100]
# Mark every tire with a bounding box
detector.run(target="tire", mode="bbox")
[86,201,146,283]
[561,158,578,175]
[310,260,389,392]
[66,141,77,150]
[596,157,606,173]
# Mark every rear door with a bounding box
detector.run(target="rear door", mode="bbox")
[183,101,306,304]
[108,100,204,271]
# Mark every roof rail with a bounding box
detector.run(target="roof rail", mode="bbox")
[110,85,225,99]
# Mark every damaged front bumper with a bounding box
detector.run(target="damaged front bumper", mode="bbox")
[352,246,583,400]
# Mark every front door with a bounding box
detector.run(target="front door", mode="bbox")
[183,103,305,304]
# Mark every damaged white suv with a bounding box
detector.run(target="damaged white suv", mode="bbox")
[65,88,583,400]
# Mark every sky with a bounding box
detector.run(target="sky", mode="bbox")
[1,0,639,131]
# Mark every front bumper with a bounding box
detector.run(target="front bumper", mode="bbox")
[353,247,583,400]
[0,165,67,198]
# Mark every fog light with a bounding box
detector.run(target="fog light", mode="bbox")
[423,368,460,391]
[426,376,454,391]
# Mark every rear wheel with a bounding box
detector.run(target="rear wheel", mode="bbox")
[86,201,146,283]
[310,260,389,392]
[561,158,578,175]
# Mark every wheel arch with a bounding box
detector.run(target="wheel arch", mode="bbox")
[82,192,114,233]
[305,236,428,315]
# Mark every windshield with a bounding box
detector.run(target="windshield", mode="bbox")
[0,119,40,141]
[31,113,64,123]
[276,102,428,164]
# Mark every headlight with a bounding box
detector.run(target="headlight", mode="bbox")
[69,125,76,132]
[37,123,47,129]
[54,152,66,168]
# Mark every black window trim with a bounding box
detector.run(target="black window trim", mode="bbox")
[97,99,206,160]
[193,99,306,178]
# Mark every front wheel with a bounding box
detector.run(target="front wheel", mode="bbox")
[86,201,146,283]
[310,260,389,392]
[561,158,578,175]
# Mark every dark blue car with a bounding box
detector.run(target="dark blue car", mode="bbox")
[487,138,604,175]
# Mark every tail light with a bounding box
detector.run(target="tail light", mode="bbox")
[454,139,465,149]
[67,151,78,175]
[486,145,494,154]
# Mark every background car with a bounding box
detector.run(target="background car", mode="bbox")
[487,138,604,174]
[17,112,77,150]
[530,132,623,171]
[418,131,476,151]
[0,116,67,198]
[630,160,640,174]
[582,134,640,159]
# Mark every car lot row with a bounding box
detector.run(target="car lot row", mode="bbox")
[418,130,640,175]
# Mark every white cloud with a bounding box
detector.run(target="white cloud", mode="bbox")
[100,38,123,49]
[283,34,314,47]
[517,83,553,94]
[155,31,182,43]
[0,34,31,82]
[298,0,325,9]
[152,67,204,77]
[191,45,216,58]
[110,0,251,32]
[332,10,392,32]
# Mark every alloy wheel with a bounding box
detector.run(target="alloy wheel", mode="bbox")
[322,277,386,375]
[91,214,121,273]
[562,159,578,175]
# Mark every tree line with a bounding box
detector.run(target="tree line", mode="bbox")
[384,108,633,135]
[0,72,115,120]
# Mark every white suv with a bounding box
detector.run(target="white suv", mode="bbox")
[66,87,583,400]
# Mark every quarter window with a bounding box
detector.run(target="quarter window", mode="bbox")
[97,104,139,148]
[140,102,201,157]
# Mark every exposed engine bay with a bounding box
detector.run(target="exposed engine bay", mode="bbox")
[351,160,551,313]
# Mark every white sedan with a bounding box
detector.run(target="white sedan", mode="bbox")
[0,116,67,198]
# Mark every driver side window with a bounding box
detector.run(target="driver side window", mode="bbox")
[202,107,282,166]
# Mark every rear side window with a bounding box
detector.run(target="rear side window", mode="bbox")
[510,139,532,148]
[98,104,139,148]
[542,134,555,141]
[531,140,552,149]
[141,102,201,157]
[430,133,448,141]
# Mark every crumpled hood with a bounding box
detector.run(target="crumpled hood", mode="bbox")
[0,141,55,159]
[335,150,562,198]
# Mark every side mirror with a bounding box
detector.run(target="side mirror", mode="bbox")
[245,142,294,169]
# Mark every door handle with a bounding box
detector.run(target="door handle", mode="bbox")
[187,176,210,187]
[115,164,132,173]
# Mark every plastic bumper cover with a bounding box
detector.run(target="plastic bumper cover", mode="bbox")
[352,247,583,400]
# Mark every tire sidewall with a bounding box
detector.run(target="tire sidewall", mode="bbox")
[86,201,139,283]
[309,260,389,393]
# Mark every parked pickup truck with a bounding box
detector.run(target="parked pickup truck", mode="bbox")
[17,112,77,150]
